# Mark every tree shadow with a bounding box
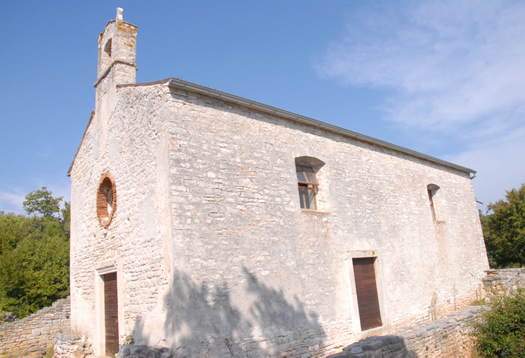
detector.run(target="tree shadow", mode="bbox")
[243,268,325,349]
[130,266,326,357]
[327,335,417,358]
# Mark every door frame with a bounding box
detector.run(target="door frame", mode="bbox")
[95,264,121,357]
[347,250,387,337]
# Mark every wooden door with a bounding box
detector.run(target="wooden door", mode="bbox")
[103,272,119,357]
[353,258,382,331]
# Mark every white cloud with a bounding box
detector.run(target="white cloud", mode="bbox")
[0,191,26,214]
[315,0,525,205]
[316,0,525,134]
[0,178,71,215]
[446,128,525,210]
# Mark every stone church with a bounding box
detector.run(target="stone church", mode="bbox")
[68,9,489,357]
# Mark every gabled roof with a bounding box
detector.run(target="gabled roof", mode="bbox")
[68,78,475,177]
[167,77,476,176]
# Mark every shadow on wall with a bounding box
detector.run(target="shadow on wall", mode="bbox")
[131,267,326,357]
[327,335,416,358]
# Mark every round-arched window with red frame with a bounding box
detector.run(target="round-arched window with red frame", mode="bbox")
[97,172,117,228]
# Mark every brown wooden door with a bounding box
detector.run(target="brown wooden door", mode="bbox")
[103,272,119,357]
[353,257,382,331]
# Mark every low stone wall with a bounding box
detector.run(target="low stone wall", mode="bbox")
[53,333,94,358]
[0,297,70,357]
[114,307,483,358]
[117,345,171,358]
[482,268,525,296]
[3,269,522,357]
[115,329,340,358]
[328,305,484,358]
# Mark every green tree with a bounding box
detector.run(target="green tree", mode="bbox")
[0,188,70,318]
[61,201,70,237]
[0,212,32,256]
[482,184,525,268]
[23,187,63,218]
[471,290,525,357]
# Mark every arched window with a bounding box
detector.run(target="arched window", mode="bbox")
[97,172,117,228]
[104,39,112,57]
[295,157,325,210]
[427,184,440,222]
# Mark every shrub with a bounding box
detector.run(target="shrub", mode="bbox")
[471,289,525,357]
[45,344,54,358]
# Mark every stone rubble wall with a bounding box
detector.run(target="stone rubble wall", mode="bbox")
[112,306,484,358]
[116,345,171,358]
[0,297,70,357]
[328,268,525,358]
[62,269,525,357]
[116,324,348,358]
[482,268,525,296]
[0,270,522,357]
[53,333,94,358]
[328,305,485,358]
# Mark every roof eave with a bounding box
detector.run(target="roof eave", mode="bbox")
[67,110,95,177]
[167,77,476,176]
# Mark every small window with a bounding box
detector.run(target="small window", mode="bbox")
[297,164,318,209]
[104,39,112,57]
[295,156,325,211]
[427,184,439,222]
[97,172,117,228]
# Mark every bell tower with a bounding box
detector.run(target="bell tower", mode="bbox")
[94,8,137,112]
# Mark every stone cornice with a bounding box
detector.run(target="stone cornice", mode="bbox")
[94,60,136,88]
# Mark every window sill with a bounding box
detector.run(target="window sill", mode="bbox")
[300,209,330,215]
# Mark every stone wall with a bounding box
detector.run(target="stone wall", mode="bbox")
[70,78,489,355]
[53,333,94,358]
[0,268,522,358]
[0,297,70,357]
[328,305,484,358]
[67,9,494,356]
[110,305,484,358]
[482,268,525,295]
[70,10,489,356]
[327,268,525,358]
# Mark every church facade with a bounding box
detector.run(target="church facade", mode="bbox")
[69,9,489,357]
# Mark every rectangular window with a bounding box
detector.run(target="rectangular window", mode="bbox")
[296,165,318,210]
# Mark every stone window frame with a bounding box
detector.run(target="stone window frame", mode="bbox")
[295,156,325,211]
[97,172,117,229]
[346,250,386,338]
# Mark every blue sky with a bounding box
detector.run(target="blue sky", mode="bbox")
[1,0,524,214]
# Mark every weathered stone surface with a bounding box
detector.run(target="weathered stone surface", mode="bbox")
[0,297,70,357]
[53,333,94,358]
[69,8,490,358]
[72,59,489,357]
[483,268,525,296]
[328,305,486,358]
